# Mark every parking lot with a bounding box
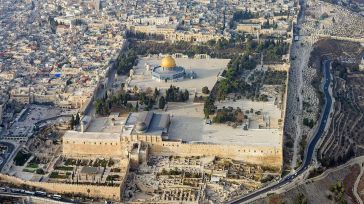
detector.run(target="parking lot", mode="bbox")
[4,105,76,140]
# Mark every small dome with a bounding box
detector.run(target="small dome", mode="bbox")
[160,56,176,68]
[135,122,147,132]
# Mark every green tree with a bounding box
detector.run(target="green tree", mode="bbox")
[154,88,160,96]
[135,101,139,112]
[36,168,45,174]
[70,115,75,130]
[75,113,80,126]
[202,86,210,94]
[159,96,166,109]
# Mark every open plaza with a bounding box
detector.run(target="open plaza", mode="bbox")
[128,56,230,93]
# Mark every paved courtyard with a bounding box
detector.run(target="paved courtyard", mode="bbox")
[216,98,283,129]
[160,102,204,142]
[158,101,282,148]
[129,57,230,92]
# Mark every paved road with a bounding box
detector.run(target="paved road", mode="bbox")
[229,60,333,203]
[0,142,15,171]
[0,191,75,203]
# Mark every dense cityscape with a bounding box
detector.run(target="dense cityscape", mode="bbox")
[0,0,363,203]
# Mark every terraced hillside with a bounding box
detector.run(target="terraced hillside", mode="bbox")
[315,40,364,167]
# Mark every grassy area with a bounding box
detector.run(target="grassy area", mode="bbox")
[23,168,35,173]
[106,175,120,181]
[93,159,109,167]
[26,163,39,169]
[64,158,77,166]
[36,168,45,175]
[49,171,69,179]
[13,151,31,166]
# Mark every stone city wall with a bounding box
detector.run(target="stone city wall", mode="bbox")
[63,139,123,157]
[62,135,282,169]
[316,34,364,43]
[123,135,281,168]
[150,141,283,169]
[0,174,121,200]
[119,159,130,202]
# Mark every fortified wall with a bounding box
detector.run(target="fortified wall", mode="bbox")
[151,141,282,168]
[0,174,121,200]
[63,134,283,169]
[0,158,131,201]
[63,131,123,157]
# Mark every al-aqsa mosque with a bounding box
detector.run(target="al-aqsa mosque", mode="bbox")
[151,56,187,82]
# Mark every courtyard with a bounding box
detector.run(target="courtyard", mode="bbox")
[129,56,230,93]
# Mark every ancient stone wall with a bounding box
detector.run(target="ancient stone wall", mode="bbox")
[62,134,283,169]
[63,139,123,157]
[149,141,283,168]
[0,174,121,200]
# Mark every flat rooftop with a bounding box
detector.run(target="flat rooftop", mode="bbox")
[124,111,170,136]
[86,116,125,133]
[63,131,120,141]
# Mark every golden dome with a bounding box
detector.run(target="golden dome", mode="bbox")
[160,56,176,68]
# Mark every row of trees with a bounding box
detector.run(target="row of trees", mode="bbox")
[261,20,278,29]
[95,90,157,115]
[130,38,246,59]
[95,86,191,115]
[203,54,257,118]
[70,113,81,130]
[320,146,355,168]
[260,39,289,64]
[229,10,258,29]
[128,34,288,65]
[204,97,216,118]
[115,48,138,75]
[125,31,164,41]
[202,38,290,117]
[212,107,244,124]
[216,54,258,101]
[263,70,287,85]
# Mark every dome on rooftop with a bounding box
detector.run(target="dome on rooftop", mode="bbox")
[135,122,147,132]
[160,56,176,68]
